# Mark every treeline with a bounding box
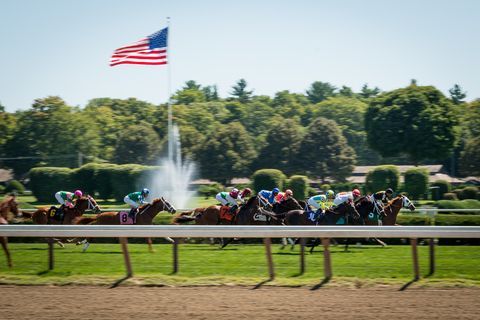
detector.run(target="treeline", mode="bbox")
[0,80,478,183]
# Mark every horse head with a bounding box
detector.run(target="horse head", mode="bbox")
[86,195,101,214]
[336,201,361,222]
[275,197,302,213]
[160,197,177,214]
[401,195,416,211]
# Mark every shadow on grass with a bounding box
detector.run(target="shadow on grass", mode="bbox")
[310,277,331,290]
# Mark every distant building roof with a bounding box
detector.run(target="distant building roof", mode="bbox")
[0,169,13,183]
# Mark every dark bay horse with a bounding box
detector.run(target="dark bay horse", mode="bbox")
[75,197,176,251]
[0,195,18,268]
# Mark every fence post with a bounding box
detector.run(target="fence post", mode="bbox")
[300,238,306,275]
[410,238,420,280]
[48,238,54,270]
[173,239,179,274]
[429,238,435,275]
[119,237,133,277]
[263,238,275,280]
[321,238,332,279]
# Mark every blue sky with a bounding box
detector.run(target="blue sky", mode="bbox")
[0,0,479,112]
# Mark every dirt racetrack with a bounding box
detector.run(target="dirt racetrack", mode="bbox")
[1,285,479,320]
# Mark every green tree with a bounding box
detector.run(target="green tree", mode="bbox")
[0,107,17,154]
[202,85,219,101]
[449,84,467,105]
[365,165,400,193]
[306,81,336,103]
[315,97,381,164]
[459,137,480,176]
[172,80,206,104]
[365,85,458,163]
[113,125,161,164]
[252,119,303,175]
[338,86,354,97]
[295,117,356,182]
[359,83,381,99]
[230,79,253,103]
[194,122,256,184]
[404,168,429,199]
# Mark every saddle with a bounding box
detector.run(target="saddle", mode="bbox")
[119,211,136,225]
[47,206,65,223]
[220,206,234,222]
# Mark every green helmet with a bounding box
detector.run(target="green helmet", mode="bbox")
[326,190,335,198]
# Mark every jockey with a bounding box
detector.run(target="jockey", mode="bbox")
[55,190,83,209]
[215,188,243,214]
[275,189,293,203]
[307,194,328,212]
[332,189,361,208]
[124,188,150,219]
[370,188,394,212]
[258,187,280,208]
[239,188,252,202]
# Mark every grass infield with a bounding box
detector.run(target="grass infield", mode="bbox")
[0,243,479,287]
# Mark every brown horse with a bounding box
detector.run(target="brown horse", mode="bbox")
[74,197,176,251]
[0,194,18,268]
[30,196,100,247]
[172,206,224,225]
[382,195,416,225]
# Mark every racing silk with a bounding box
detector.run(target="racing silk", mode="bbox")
[55,191,79,208]
[259,190,277,205]
[372,191,390,204]
[215,192,238,207]
[307,194,329,210]
[333,191,353,207]
[275,192,286,203]
[127,192,146,205]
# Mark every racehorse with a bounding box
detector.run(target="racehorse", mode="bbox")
[74,197,176,251]
[30,196,101,247]
[382,195,416,225]
[0,194,18,268]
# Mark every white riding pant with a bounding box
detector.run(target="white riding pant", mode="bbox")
[124,196,139,208]
[307,198,321,209]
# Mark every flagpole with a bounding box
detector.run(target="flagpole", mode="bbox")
[167,16,173,162]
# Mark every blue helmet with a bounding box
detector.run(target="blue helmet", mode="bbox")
[272,187,280,194]
[142,188,150,196]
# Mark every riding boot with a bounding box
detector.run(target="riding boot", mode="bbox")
[128,208,138,220]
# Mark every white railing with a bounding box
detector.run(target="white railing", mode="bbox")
[1,225,479,238]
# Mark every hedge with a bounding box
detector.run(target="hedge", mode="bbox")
[29,163,162,202]
[251,169,286,193]
[365,165,400,193]
[404,168,429,199]
[286,175,309,200]
[4,179,25,194]
[29,167,76,202]
[435,199,480,214]
[458,186,479,200]
[430,180,451,200]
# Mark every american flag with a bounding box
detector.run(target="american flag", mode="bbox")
[110,27,168,66]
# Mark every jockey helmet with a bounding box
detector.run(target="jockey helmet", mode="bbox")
[230,188,239,198]
[385,188,394,195]
[352,189,361,198]
[142,188,150,196]
[74,190,83,198]
[240,188,252,198]
[272,187,280,195]
[326,190,335,198]
[285,189,293,197]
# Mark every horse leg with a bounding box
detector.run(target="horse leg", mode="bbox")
[280,237,287,250]
[374,238,388,247]
[164,237,175,244]
[221,238,233,249]
[344,239,349,252]
[53,238,65,248]
[288,238,296,250]
[147,238,154,253]
[1,237,12,268]
[76,238,90,252]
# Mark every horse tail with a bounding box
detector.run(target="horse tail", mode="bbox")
[74,216,97,225]
[172,215,196,224]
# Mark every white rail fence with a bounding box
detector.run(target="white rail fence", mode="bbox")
[1,225,479,282]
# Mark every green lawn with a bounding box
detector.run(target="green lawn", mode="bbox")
[1,243,479,287]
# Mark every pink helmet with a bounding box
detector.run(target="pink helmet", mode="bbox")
[74,190,83,198]
[285,189,293,196]
[352,189,361,197]
[229,188,239,198]
[240,188,252,198]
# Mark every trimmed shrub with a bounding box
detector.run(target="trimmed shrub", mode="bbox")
[431,180,451,200]
[4,179,25,194]
[110,164,146,201]
[443,192,458,200]
[320,184,331,192]
[95,164,117,200]
[404,168,429,199]
[365,165,400,193]
[458,186,479,200]
[287,175,309,200]
[198,183,224,199]
[436,199,480,214]
[252,169,286,192]
[29,167,75,202]
[0,184,5,194]
[71,163,99,196]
